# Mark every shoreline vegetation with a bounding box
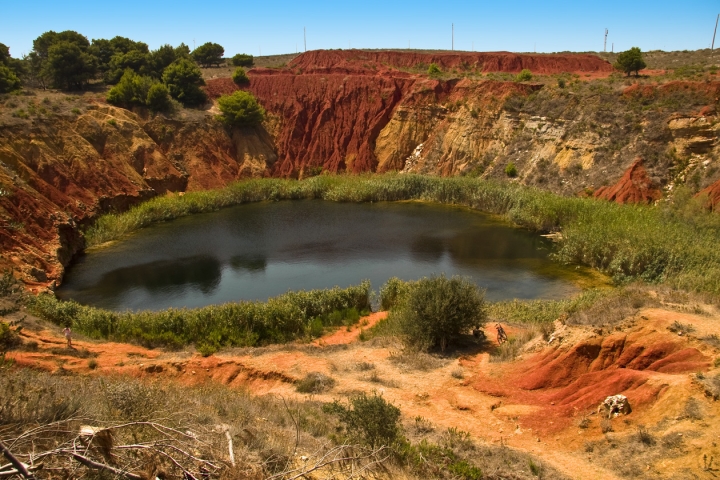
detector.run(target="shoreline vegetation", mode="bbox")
[29,173,720,351]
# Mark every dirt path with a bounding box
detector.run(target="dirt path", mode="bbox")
[5,308,720,479]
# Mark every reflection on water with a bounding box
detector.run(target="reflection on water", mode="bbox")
[58,201,592,311]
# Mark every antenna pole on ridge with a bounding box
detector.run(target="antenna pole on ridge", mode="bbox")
[452,23,454,51]
[304,27,307,52]
[604,28,608,52]
[712,14,719,55]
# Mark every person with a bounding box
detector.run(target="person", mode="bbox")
[63,326,72,347]
[495,323,508,344]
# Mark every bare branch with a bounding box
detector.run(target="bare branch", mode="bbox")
[70,452,143,480]
[0,440,36,480]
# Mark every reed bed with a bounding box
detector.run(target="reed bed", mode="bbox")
[29,282,370,349]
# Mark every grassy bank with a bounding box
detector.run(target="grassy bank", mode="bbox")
[87,174,720,294]
[29,282,370,351]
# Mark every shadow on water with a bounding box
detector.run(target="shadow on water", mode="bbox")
[84,255,222,300]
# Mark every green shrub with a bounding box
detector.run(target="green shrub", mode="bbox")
[27,281,371,349]
[323,392,401,448]
[505,162,518,177]
[231,53,254,67]
[0,322,21,350]
[146,83,172,111]
[393,275,486,352]
[231,67,249,85]
[427,63,441,75]
[0,65,21,93]
[217,90,265,126]
[106,69,155,108]
[162,58,206,106]
[0,269,19,296]
[516,69,533,82]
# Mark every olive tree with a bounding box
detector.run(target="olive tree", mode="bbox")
[394,275,486,352]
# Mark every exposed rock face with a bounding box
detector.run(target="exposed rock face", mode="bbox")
[593,159,662,204]
[289,49,614,75]
[3,50,720,289]
[0,105,275,289]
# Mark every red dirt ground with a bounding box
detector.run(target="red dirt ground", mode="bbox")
[6,305,720,479]
[288,50,614,75]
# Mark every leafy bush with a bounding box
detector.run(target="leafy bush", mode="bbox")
[615,47,646,76]
[106,69,155,107]
[516,69,533,82]
[192,42,224,67]
[505,162,518,177]
[428,63,441,75]
[217,90,265,126]
[323,392,401,448]
[231,67,249,85]
[0,322,21,350]
[392,275,486,352]
[162,58,206,106]
[0,65,21,93]
[146,82,172,111]
[231,53,254,67]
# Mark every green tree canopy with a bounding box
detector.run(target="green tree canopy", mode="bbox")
[0,43,10,66]
[231,53,254,67]
[146,83,172,112]
[192,42,224,67]
[614,47,646,76]
[217,90,265,126]
[90,36,148,75]
[393,275,486,352]
[0,65,21,93]
[162,58,206,106]
[106,69,171,112]
[33,31,90,59]
[231,67,249,85]
[146,44,190,78]
[104,49,149,84]
[46,40,96,89]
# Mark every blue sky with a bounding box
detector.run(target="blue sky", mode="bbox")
[2,1,718,58]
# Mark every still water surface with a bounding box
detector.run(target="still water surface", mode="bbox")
[58,201,589,311]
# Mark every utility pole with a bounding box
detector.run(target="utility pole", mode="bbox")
[712,14,719,54]
[452,23,454,51]
[304,27,307,52]
[604,28,608,52]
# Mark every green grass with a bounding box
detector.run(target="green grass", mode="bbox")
[28,281,370,350]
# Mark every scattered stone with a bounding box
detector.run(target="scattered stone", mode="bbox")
[598,394,632,419]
